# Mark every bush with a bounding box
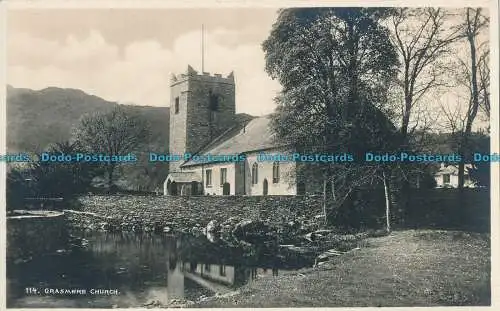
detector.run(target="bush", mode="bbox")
[6,167,33,211]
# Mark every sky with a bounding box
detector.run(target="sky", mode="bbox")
[7,9,282,116]
[6,7,492,131]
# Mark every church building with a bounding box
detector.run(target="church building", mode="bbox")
[163,65,300,196]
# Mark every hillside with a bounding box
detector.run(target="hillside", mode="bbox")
[6,85,171,190]
[6,85,170,153]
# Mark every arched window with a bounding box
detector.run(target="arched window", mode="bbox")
[252,163,258,184]
[272,162,280,183]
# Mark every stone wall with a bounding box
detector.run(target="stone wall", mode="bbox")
[70,188,490,233]
[74,195,325,232]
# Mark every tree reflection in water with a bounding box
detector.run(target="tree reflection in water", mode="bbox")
[7,231,311,308]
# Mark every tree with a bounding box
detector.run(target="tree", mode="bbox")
[30,141,95,198]
[457,8,489,191]
[74,106,150,191]
[440,8,489,190]
[386,8,463,219]
[389,8,462,144]
[263,8,400,231]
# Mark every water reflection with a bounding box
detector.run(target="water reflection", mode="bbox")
[7,231,306,308]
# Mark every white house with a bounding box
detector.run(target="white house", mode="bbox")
[434,163,476,188]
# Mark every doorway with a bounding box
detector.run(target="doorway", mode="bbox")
[223,182,230,195]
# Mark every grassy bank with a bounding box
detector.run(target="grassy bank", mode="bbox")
[194,230,490,308]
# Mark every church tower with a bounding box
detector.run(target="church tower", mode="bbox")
[169,65,236,172]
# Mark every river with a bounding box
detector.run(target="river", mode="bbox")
[7,230,312,308]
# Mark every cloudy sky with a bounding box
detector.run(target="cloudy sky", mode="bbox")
[6,7,492,131]
[7,9,282,116]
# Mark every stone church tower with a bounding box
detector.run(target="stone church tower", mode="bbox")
[169,65,236,172]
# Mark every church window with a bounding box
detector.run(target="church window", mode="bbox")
[206,169,212,188]
[174,97,179,114]
[220,168,227,186]
[252,163,258,184]
[209,90,219,111]
[272,162,280,183]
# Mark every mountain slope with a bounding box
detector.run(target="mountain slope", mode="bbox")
[6,85,170,153]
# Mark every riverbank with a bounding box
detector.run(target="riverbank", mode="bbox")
[192,229,490,308]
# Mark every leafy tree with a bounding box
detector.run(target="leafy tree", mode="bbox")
[73,106,150,191]
[30,141,95,198]
[263,8,400,230]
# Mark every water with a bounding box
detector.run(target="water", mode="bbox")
[7,230,312,308]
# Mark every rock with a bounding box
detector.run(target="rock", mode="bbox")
[220,216,240,231]
[205,220,220,235]
[303,229,334,243]
[279,245,315,254]
[143,300,162,308]
[132,224,142,232]
[231,219,276,244]
[314,248,344,266]
[153,222,165,233]
[81,239,89,247]
[205,231,219,243]
[167,298,194,308]
[103,222,118,232]
[190,226,203,236]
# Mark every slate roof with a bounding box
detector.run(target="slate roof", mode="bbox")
[166,171,202,183]
[181,116,284,167]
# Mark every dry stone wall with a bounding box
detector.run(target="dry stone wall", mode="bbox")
[71,195,325,232]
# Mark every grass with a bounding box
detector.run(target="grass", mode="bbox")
[193,229,490,308]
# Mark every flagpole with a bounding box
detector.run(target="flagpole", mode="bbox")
[202,24,205,72]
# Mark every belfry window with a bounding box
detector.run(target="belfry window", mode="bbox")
[209,90,219,111]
